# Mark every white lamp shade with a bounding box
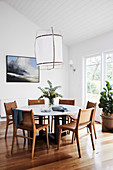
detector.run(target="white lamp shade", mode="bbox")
[35,29,63,70]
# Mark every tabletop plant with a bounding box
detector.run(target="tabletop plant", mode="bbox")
[98,81,113,116]
[38,80,63,106]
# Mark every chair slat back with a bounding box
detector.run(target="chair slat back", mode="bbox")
[20,110,35,129]
[86,101,97,109]
[28,99,45,105]
[86,101,97,122]
[4,101,17,116]
[59,99,75,105]
[77,109,93,126]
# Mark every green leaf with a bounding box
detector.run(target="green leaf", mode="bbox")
[103,88,107,91]
[38,87,44,92]
[100,98,106,104]
[106,80,111,90]
[100,91,106,96]
[45,87,50,90]
[37,80,63,102]
[52,86,61,92]
[38,95,44,100]
[47,80,52,89]
[43,91,48,95]
[99,80,113,114]
[55,93,63,98]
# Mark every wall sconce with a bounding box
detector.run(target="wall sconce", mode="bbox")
[69,60,76,72]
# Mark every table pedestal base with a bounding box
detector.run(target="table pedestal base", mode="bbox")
[30,115,67,144]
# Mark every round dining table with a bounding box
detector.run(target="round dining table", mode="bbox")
[16,104,80,144]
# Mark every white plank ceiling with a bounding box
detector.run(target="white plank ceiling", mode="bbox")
[3,0,113,46]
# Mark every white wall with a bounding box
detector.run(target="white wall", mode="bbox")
[0,2,69,116]
[69,30,113,107]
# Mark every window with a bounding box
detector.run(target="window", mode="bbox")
[86,55,101,103]
[84,51,113,122]
[105,52,113,85]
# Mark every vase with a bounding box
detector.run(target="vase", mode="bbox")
[49,98,54,107]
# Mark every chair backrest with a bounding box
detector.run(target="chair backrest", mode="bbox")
[86,101,97,109]
[28,99,45,105]
[59,99,75,105]
[4,101,17,117]
[77,109,93,127]
[86,101,97,122]
[19,110,35,130]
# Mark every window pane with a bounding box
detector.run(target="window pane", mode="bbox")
[86,56,101,103]
[106,53,113,85]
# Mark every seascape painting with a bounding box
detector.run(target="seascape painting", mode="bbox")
[6,55,40,83]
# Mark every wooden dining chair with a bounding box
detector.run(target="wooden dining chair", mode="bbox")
[11,109,49,159]
[4,101,17,139]
[59,99,75,106]
[57,108,95,158]
[28,99,45,105]
[28,99,49,124]
[86,101,97,139]
[51,99,75,132]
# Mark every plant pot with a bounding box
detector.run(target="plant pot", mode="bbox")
[101,114,113,132]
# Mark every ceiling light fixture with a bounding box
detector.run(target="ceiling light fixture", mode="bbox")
[35,27,63,70]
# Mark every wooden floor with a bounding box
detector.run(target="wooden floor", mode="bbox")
[1,122,113,170]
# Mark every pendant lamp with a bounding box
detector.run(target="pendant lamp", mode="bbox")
[35,27,63,70]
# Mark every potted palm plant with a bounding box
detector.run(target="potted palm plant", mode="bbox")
[98,81,113,132]
[38,80,63,106]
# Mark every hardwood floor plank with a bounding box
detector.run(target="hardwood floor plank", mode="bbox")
[1,122,113,170]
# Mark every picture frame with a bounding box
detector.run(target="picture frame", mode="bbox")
[6,55,40,83]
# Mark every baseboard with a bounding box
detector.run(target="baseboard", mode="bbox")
[0,117,6,122]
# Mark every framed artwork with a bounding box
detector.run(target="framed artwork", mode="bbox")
[6,55,40,83]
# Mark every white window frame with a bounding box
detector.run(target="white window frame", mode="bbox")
[83,53,102,107]
[83,50,113,122]
[103,50,113,84]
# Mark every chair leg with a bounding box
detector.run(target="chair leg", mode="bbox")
[32,132,36,159]
[28,131,31,144]
[75,130,81,158]
[44,116,45,124]
[5,121,9,139]
[68,117,70,123]
[46,127,49,149]
[23,130,26,142]
[93,122,97,139]
[74,132,75,141]
[57,128,61,150]
[23,130,25,136]
[89,124,95,150]
[72,132,74,144]
[48,116,50,125]
[67,117,70,134]
[51,116,53,133]
[59,119,60,125]
[16,135,19,146]
[48,116,50,132]
[11,127,17,154]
